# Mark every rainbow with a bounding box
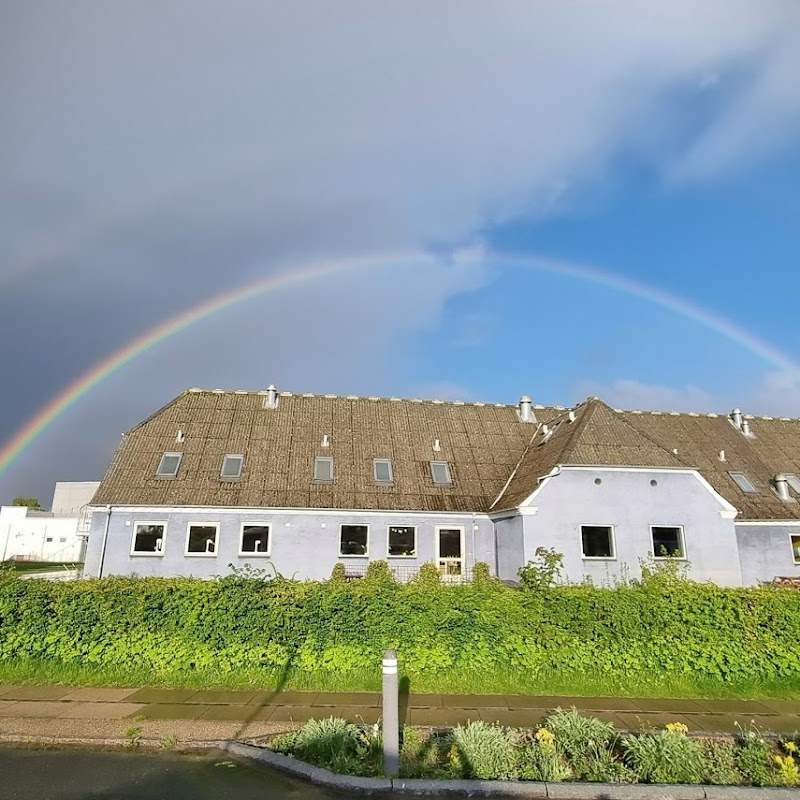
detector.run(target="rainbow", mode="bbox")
[1,250,798,479]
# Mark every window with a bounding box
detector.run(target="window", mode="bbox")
[221,454,244,479]
[45,537,53,543]
[340,524,368,557]
[156,452,182,478]
[786,475,800,495]
[374,458,393,483]
[186,523,218,555]
[791,535,800,565]
[651,525,685,559]
[241,524,270,555]
[730,472,758,494]
[314,456,334,482]
[430,460,452,485]
[580,525,615,559]
[131,523,166,555]
[59,537,66,543]
[388,525,416,557]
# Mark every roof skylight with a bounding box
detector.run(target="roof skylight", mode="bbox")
[730,471,758,494]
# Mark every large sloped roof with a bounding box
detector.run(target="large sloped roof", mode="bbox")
[92,387,800,520]
[92,389,560,512]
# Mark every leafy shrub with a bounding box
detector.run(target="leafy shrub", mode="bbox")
[623,726,706,784]
[365,560,394,584]
[472,562,493,585]
[545,707,630,782]
[735,727,778,787]
[774,742,800,786]
[700,738,742,785]
[412,563,440,587]
[517,548,563,590]
[449,721,519,779]
[329,563,347,583]
[517,728,571,782]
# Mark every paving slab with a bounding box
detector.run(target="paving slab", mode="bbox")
[56,702,146,720]
[0,701,71,718]
[59,687,139,703]
[2,686,76,701]
[407,708,479,726]
[124,688,199,704]
[136,703,212,720]
[630,698,707,714]
[247,690,317,706]
[199,704,268,722]
[185,689,258,705]
[264,707,324,724]
[441,694,509,709]
[311,692,380,707]
[614,712,701,732]
[759,699,800,715]
[689,713,757,732]
[0,686,17,698]
[477,709,548,727]
[564,696,642,712]
[755,715,800,734]
[406,693,444,708]
[692,699,775,715]
[504,695,565,710]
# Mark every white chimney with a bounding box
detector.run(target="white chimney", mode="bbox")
[518,395,536,423]
[264,384,279,409]
[718,450,725,462]
[433,438,441,452]
[776,474,791,501]
[731,408,743,429]
[741,419,752,437]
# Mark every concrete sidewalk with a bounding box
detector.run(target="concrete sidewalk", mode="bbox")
[1,685,799,745]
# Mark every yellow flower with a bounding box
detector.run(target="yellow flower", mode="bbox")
[535,728,555,745]
[665,722,689,735]
[785,741,798,754]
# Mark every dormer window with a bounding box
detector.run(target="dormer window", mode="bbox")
[221,454,244,479]
[156,452,182,478]
[785,475,800,495]
[314,456,334,482]
[374,458,393,483]
[430,460,452,485]
[730,471,758,494]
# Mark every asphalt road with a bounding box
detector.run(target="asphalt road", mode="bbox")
[0,747,359,800]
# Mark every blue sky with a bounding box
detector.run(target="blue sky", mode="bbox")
[1,1,800,504]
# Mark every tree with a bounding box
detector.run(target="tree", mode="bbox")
[12,497,41,509]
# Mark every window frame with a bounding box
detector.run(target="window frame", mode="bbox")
[239,522,272,557]
[339,523,369,558]
[387,524,417,558]
[650,524,687,561]
[373,458,394,484]
[314,456,334,483]
[430,460,452,485]
[785,475,800,495]
[579,524,616,560]
[790,534,800,565]
[156,452,182,479]
[130,521,167,557]
[184,521,220,557]
[729,471,758,494]
[221,454,244,480]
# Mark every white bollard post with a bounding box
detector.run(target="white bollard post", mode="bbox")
[382,649,399,776]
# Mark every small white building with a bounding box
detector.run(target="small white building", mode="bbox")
[0,481,99,563]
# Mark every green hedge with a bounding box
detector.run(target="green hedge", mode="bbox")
[1,571,799,680]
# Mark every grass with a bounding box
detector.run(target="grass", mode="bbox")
[1,561,82,574]
[1,659,800,700]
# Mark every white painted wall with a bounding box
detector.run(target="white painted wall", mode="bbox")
[0,506,85,562]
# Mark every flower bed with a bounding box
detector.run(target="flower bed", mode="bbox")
[268,709,800,787]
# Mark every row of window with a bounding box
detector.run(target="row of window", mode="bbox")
[580,525,686,560]
[730,471,800,497]
[130,521,423,558]
[156,452,454,485]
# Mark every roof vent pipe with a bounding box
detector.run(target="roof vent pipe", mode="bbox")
[776,474,791,501]
[741,419,751,437]
[264,384,279,410]
[718,450,725,462]
[731,408,742,429]
[518,395,536,423]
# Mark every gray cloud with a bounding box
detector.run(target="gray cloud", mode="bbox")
[2,0,799,502]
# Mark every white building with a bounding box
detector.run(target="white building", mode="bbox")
[0,481,99,563]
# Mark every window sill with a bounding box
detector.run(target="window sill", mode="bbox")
[130,553,164,557]
[653,556,687,561]
[238,553,271,558]
[185,553,218,558]
[388,554,417,559]
[581,556,617,561]
[155,476,177,480]
[339,554,369,558]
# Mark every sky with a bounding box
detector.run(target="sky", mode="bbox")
[1,1,800,506]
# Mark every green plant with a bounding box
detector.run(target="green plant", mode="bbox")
[364,560,394,584]
[412,562,440,587]
[270,730,300,754]
[329,563,347,583]
[448,721,519,779]
[471,562,493,585]
[735,724,778,786]
[774,741,799,786]
[517,728,571,782]
[158,734,178,750]
[124,726,142,748]
[623,725,706,784]
[517,548,563,590]
[544,707,629,782]
[700,738,742,785]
